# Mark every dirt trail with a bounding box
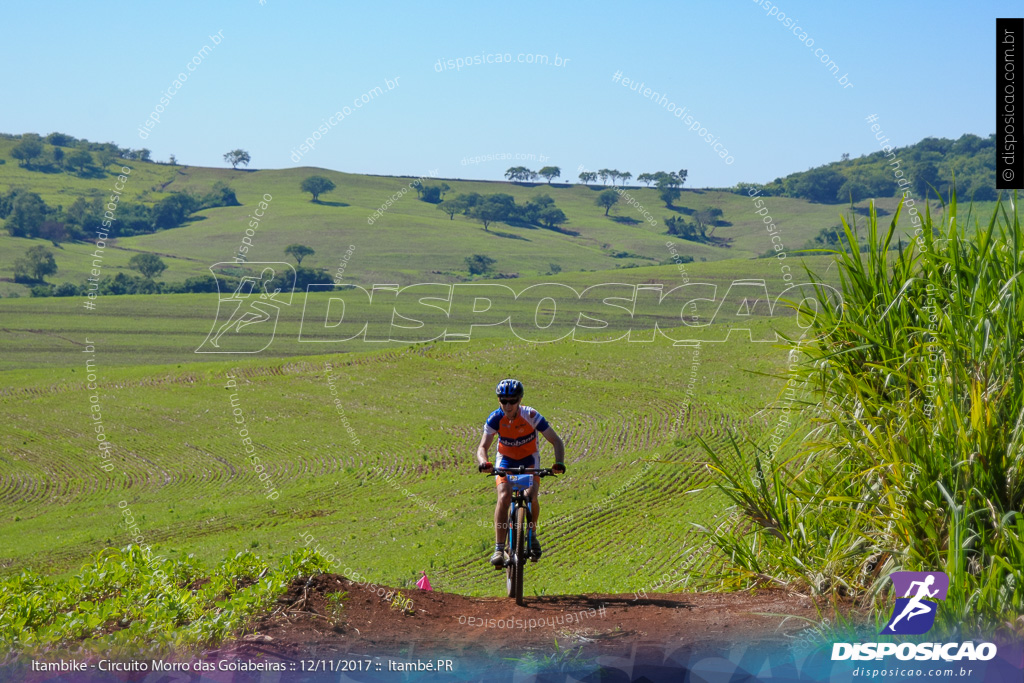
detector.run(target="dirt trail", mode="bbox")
[216,573,840,662]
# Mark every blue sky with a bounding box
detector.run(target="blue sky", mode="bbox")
[0,0,1014,187]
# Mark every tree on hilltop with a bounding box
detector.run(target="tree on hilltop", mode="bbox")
[285,244,315,265]
[538,166,561,184]
[66,149,93,173]
[538,206,567,229]
[4,192,46,237]
[437,195,469,220]
[596,189,619,216]
[300,176,336,202]
[129,253,167,279]
[11,135,44,167]
[468,195,513,231]
[13,245,58,282]
[505,166,536,183]
[655,171,685,208]
[693,207,724,239]
[224,149,251,170]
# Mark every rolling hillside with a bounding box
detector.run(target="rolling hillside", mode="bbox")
[1,134,949,298]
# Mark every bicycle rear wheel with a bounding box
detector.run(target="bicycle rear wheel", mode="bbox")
[513,505,526,606]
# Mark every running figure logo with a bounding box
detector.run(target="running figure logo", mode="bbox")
[881,571,949,635]
[196,262,295,354]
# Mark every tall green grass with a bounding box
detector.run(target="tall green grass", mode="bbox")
[700,190,1024,637]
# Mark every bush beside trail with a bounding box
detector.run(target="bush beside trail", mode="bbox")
[0,545,336,662]
[701,190,1024,638]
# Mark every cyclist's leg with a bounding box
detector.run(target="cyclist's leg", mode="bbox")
[495,476,511,546]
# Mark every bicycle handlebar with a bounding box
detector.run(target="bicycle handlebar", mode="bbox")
[485,466,556,477]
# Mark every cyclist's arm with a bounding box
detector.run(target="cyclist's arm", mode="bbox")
[476,431,495,468]
[540,427,564,465]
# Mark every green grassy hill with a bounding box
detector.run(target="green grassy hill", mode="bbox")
[1,134,951,298]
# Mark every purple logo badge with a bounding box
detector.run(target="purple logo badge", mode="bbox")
[882,571,949,635]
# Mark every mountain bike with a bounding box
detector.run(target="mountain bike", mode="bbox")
[486,466,556,606]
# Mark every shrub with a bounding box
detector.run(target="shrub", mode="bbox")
[53,282,80,297]
[700,190,1024,636]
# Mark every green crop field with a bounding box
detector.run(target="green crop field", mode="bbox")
[0,322,799,596]
[0,256,839,371]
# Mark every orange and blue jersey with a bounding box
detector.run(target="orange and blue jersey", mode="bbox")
[484,405,549,460]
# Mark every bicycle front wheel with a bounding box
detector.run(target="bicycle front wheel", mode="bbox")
[513,505,526,605]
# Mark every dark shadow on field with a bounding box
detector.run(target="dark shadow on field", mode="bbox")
[37,164,68,174]
[500,220,580,237]
[314,200,350,207]
[489,230,530,241]
[503,219,539,230]
[76,167,109,180]
[611,216,641,225]
[529,595,697,610]
[538,224,580,236]
[184,215,207,223]
[853,205,890,216]
[21,162,104,176]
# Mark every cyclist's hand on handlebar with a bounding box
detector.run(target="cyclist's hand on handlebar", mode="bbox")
[552,462,566,474]
[478,461,493,473]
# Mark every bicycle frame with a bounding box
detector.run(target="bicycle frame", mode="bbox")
[487,466,555,606]
[505,473,534,562]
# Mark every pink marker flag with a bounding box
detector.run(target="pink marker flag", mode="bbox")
[416,571,432,591]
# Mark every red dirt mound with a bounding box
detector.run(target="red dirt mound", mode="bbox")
[213,573,843,662]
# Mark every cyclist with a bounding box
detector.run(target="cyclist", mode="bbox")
[476,379,566,568]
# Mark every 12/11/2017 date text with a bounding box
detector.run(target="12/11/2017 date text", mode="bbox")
[299,659,455,672]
